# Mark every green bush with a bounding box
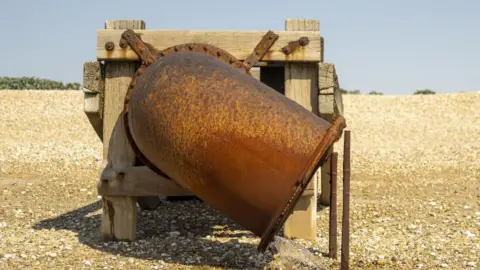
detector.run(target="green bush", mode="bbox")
[414,89,435,95]
[340,88,361,95]
[0,77,81,90]
[368,90,383,95]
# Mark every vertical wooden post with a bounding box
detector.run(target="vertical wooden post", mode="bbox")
[100,20,145,241]
[283,18,319,240]
[318,63,344,205]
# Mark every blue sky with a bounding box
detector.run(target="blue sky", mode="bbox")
[0,0,478,94]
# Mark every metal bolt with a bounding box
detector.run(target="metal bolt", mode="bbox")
[119,38,128,49]
[299,37,309,46]
[105,41,115,51]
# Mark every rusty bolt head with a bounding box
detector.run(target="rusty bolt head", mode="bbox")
[299,37,309,46]
[119,38,128,49]
[105,41,115,51]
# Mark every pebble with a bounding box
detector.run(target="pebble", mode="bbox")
[84,260,92,266]
[3,254,14,259]
[466,261,476,267]
[168,231,180,237]
[440,263,448,268]
[46,252,57,258]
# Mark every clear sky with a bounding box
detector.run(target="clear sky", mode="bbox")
[0,0,478,95]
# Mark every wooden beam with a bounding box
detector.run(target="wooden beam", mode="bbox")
[83,61,104,141]
[100,20,144,242]
[318,63,344,205]
[283,18,319,241]
[98,166,193,197]
[97,30,322,62]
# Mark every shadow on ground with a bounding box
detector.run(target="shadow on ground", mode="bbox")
[32,199,274,269]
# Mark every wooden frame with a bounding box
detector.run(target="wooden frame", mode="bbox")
[84,18,343,244]
[97,30,322,62]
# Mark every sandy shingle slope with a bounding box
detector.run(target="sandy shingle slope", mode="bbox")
[0,90,478,269]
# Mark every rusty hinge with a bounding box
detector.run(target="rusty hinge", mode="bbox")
[119,29,158,65]
[243,31,279,70]
[281,37,309,55]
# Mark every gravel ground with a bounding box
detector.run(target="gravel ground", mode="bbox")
[0,90,479,269]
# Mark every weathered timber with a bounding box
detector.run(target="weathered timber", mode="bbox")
[83,61,104,141]
[98,166,193,197]
[283,18,319,240]
[100,20,144,242]
[318,63,344,205]
[97,30,322,62]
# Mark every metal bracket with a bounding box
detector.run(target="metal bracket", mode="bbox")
[281,37,309,55]
[243,31,279,70]
[120,29,158,65]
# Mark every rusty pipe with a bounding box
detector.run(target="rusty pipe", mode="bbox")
[329,152,338,259]
[341,130,351,270]
[125,51,346,251]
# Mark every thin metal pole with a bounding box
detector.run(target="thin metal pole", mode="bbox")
[341,130,351,270]
[329,152,338,259]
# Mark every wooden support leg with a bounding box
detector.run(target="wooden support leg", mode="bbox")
[318,63,344,205]
[283,181,317,239]
[100,20,146,241]
[283,18,319,241]
[319,146,333,205]
[101,196,137,241]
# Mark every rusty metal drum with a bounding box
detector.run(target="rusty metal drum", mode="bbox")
[125,50,345,251]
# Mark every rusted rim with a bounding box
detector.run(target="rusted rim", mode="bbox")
[158,43,251,74]
[123,43,250,178]
[257,116,347,252]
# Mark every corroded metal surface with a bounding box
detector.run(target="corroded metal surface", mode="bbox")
[125,50,345,251]
[243,30,279,70]
[158,43,250,73]
[281,37,309,55]
[341,130,351,270]
[329,152,338,259]
[121,29,158,65]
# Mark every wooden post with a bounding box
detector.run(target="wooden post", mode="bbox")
[83,61,104,141]
[283,18,319,240]
[100,20,145,241]
[318,63,344,205]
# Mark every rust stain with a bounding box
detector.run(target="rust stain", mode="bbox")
[124,50,346,251]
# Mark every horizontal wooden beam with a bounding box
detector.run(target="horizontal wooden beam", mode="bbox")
[97,30,321,62]
[97,166,194,197]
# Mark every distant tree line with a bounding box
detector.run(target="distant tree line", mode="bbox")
[413,89,435,95]
[340,88,437,95]
[0,77,81,90]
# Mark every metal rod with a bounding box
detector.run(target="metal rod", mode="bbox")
[329,152,338,259]
[341,130,351,270]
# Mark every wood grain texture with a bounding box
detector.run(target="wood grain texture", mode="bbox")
[318,63,344,205]
[83,61,104,141]
[283,19,319,241]
[100,20,144,242]
[98,166,193,197]
[97,30,321,62]
[83,61,104,94]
